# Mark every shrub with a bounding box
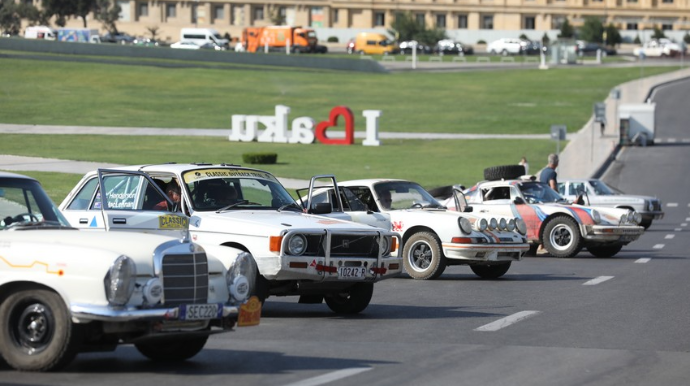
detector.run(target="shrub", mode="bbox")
[327,36,339,43]
[242,152,278,164]
[684,32,690,44]
[477,39,486,45]
[634,35,641,44]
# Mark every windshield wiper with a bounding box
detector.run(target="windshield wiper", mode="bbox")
[278,202,303,212]
[216,200,249,213]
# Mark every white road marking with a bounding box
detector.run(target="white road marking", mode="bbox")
[635,258,651,263]
[686,218,690,222]
[682,223,688,227]
[583,276,614,286]
[675,228,682,231]
[665,234,675,239]
[283,368,373,386]
[474,311,541,332]
[668,138,677,143]
[668,203,679,207]
[653,244,665,249]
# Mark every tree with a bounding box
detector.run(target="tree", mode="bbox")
[267,5,285,25]
[579,17,604,43]
[652,26,666,39]
[390,12,423,42]
[94,0,121,33]
[558,19,574,39]
[684,32,690,44]
[42,0,96,28]
[634,35,641,44]
[18,2,51,26]
[604,23,622,46]
[147,26,159,40]
[0,0,21,35]
[541,32,550,46]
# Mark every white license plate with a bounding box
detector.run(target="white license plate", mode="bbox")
[180,303,221,320]
[338,266,366,279]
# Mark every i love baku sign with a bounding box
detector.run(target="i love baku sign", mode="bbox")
[229,105,381,146]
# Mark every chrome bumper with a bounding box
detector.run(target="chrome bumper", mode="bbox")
[443,243,529,262]
[71,303,240,322]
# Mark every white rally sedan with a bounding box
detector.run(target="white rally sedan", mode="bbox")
[60,164,402,315]
[0,171,259,372]
[308,179,530,280]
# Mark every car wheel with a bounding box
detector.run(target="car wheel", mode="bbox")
[484,165,526,181]
[587,244,623,258]
[470,262,512,279]
[490,49,497,55]
[542,216,583,258]
[324,282,374,314]
[135,336,208,361]
[0,288,82,371]
[501,49,508,56]
[403,232,446,280]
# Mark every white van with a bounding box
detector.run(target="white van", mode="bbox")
[180,28,229,49]
[25,26,57,40]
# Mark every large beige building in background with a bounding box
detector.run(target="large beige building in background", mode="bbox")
[28,0,690,43]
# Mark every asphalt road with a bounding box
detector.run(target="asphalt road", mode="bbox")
[3,80,690,385]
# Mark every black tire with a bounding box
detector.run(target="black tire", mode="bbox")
[501,49,508,56]
[470,262,512,279]
[542,216,583,258]
[324,282,374,314]
[403,232,446,280]
[484,165,526,181]
[0,289,82,372]
[587,244,623,258]
[639,218,653,229]
[135,336,208,361]
[252,275,270,304]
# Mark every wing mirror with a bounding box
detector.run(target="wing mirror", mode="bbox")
[514,197,526,205]
[309,202,332,215]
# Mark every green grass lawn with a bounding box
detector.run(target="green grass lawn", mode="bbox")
[0,55,677,202]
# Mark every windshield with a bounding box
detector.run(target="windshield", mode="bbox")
[373,181,444,211]
[181,168,296,212]
[0,177,71,230]
[518,181,568,204]
[589,180,618,195]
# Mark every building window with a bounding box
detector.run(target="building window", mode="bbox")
[627,0,638,2]
[458,14,468,29]
[138,2,148,17]
[191,3,198,24]
[253,6,264,21]
[661,23,673,30]
[415,13,425,28]
[214,6,224,21]
[524,16,535,30]
[374,12,385,26]
[482,15,494,29]
[333,9,339,24]
[436,14,446,28]
[166,3,176,18]
[551,16,565,29]
[626,22,638,30]
[662,0,673,2]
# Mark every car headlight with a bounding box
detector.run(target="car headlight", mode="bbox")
[591,209,601,224]
[633,212,642,225]
[489,218,498,230]
[516,218,527,235]
[499,218,507,231]
[459,217,472,234]
[286,234,307,256]
[104,255,136,307]
[476,218,488,232]
[379,235,391,255]
[227,252,256,303]
[506,219,516,232]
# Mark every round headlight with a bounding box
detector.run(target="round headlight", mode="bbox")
[591,209,601,224]
[516,218,528,235]
[633,212,642,224]
[143,278,163,305]
[287,234,307,256]
[477,218,488,232]
[620,212,627,224]
[499,218,507,231]
[489,218,498,230]
[379,236,391,255]
[104,255,137,306]
[459,217,472,234]
[506,219,516,232]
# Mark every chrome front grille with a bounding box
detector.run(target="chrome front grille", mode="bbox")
[161,252,209,307]
[293,232,381,258]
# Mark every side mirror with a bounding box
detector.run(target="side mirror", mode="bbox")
[462,206,473,213]
[309,202,332,215]
[514,197,526,205]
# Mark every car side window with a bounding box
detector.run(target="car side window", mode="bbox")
[67,177,99,210]
[570,183,586,196]
[94,175,150,211]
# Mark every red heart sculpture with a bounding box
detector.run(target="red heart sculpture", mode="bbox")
[315,106,355,145]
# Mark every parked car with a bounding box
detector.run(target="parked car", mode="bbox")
[558,178,663,229]
[441,167,645,258]
[399,40,433,54]
[433,39,474,55]
[633,38,685,57]
[487,38,526,55]
[0,171,259,372]
[60,164,402,315]
[576,41,617,56]
[313,179,530,280]
[522,40,544,55]
[133,37,163,47]
[170,40,220,50]
[101,31,135,45]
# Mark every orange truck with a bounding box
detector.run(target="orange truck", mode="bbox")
[241,26,327,54]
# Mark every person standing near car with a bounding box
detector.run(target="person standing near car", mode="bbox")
[539,154,559,190]
[519,156,529,175]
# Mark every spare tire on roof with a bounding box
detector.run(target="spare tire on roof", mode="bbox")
[484,165,525,181]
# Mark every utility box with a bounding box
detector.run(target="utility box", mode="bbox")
[618,103,656,146]
[550,40,578,65]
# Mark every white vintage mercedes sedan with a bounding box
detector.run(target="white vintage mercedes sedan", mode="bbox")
[0,171,259,372]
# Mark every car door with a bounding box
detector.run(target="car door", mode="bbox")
[61,170,188,237]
